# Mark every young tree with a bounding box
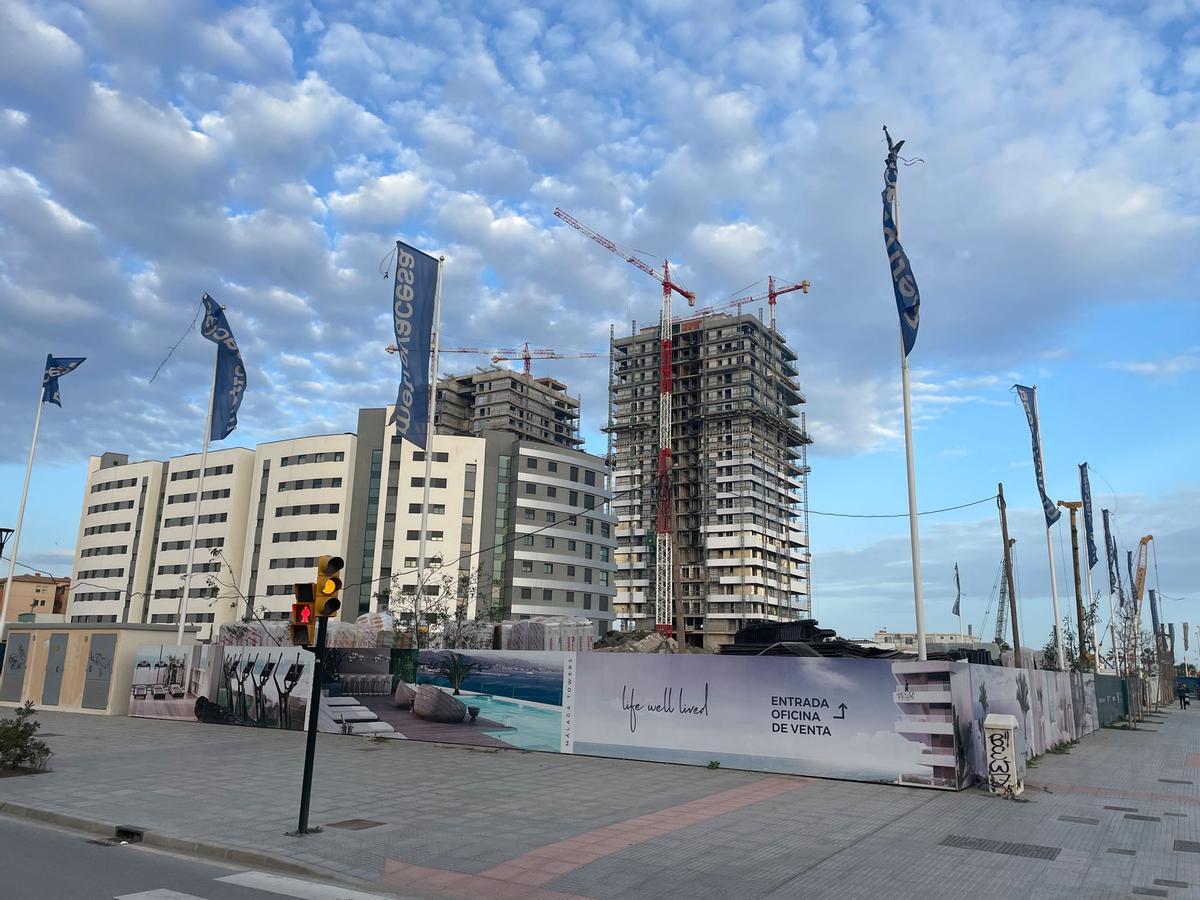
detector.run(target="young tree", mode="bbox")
[377,568,451,650]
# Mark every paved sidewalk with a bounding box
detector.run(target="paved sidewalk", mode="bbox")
[1,705,1198,898]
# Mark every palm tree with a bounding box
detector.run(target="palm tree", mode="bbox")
[439,653,474,695]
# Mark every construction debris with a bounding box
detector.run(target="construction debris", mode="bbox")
[594,629,685,653]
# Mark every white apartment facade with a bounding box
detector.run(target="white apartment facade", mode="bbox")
[69,453,166,624]
[145,447,255,639]
[238,435,357,621]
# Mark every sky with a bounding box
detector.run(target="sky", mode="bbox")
[1,0,1197,647]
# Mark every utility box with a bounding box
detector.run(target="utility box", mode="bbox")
[983,713,1025,797]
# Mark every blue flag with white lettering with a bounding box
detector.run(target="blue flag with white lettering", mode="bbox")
[41,355,86,407]
[1079,463,1098,570]
[388,240,439,450]
[1102,509,1121,605]
[200,294,247,441]
[1014,384,1060,528]
[882,127,921,356]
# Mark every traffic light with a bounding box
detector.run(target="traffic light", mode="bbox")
[290,582,315,645]
[315,555,343,618]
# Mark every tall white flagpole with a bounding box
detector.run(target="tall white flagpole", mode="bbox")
[892,180,926,661]
[413,258,445,642]
[0,380,48,644]
[1032,387,1064,669]
[177,350,219,644]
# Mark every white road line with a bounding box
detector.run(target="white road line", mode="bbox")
[215,871,408,900]
[115,891,210,900]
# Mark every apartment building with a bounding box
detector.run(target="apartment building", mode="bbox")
[144,447,256,638]
[68,453,167,624]
[435,368,583,449]
[237,435,357,622]
[66,395,615,633]
[1,574,70,622]
[609,312,810,650]
[347,409,617,631]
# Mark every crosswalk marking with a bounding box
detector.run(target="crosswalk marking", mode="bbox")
[215,871,406,900]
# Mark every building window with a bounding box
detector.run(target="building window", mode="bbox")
[585,543,593,559]
[543,563,554,574]
[404,557,419,568]
[525,482,536,495]
[567,565,576,577]
[600,547,610,562]
[524,508,536,520]
[584,568,592,584]
[521,561,533,573]
[543,588,553,603]
[568,540,576,551]
[585,519,594,535]
[583,593,592,609]
[545,537,555,549]
[601,522,611,539]
[523,534,534,546]
[585,470,596,486]
[569,490,578,506]
[547,486,557,498]
[527,458,538,469]
[547,461,558,473]
[546,511,556,523]
[566,591,575,604]
[520,588,532,600]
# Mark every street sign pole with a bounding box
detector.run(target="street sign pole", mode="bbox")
[294,612,327,836]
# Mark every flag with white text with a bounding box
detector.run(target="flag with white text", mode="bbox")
[388,241,439,450]
[200,294,247,441]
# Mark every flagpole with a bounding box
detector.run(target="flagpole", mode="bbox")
[178,349,219,644]
[892,184,926,661]
[413,258,444,637]
[1084,557,1098,672]
[1032,387,1064,669]
[0,379,47,644]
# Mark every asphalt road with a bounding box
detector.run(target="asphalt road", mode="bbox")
[0,815,405,900]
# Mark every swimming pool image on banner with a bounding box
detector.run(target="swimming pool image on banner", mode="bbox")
[568,653,937,783]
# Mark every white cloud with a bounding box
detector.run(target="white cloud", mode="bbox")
[327,172,429,228]
[1107,352,1200,378]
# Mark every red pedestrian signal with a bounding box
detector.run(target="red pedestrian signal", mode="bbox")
[290,583,316,645]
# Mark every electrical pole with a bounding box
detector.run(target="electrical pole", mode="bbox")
[1057,501,1088,667]
[997,483,1021,667]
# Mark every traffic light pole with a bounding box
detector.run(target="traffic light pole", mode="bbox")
[294,612,327,836]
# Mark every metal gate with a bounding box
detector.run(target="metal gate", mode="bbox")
[82,634,117,710]
[0,634,31,702]
[41,633,69,706]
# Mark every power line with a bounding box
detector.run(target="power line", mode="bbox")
[808,494,997,519]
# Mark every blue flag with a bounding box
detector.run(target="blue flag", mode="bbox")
[1079,464,1098,570]
[1014,384,1060,528]
[1102,509,1121,605]
[882,127,921,356]
[41,355,86,407]
[388,240,439,450]
[952,563,961,617]
[200,294,247,442]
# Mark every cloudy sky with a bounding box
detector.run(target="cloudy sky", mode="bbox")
[2,0,1197,645]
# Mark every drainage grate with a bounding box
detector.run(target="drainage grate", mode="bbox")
[1125,814,1162,823]
[1132,888,1168,897]
[1107,848,1136,856]
[1174,840,1200,853]
[1058,816,1100,825]
[325,819,385,831]
[1159,779,1193,785]
[1164,813,1187,818]
[115,826,144,843]
[1105,806,1139,812]
[1153,879,1189,888]
[940,834,1060,860]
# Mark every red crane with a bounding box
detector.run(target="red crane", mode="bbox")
[675,276,811,331]
[386,342,602,377]
[554,207,697,636]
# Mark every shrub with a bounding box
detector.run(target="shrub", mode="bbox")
[0,701,52,772]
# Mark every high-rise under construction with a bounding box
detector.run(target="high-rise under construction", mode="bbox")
[609,311,810,650]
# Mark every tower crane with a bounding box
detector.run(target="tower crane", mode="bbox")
[554,207,697,636]
[386,342,602,377]
[675,275,811,332]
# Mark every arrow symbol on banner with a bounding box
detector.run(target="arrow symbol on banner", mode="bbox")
[834,703,847,720]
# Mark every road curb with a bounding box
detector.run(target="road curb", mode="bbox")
[0,800,405,893]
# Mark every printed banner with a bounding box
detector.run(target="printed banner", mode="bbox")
[388,241,439,449]
[41,354,86,407]
[1014,384,1061,527]
[1185,622,1190,653]
[129,644,314,731]
[1080,464,1098,569]
[200,294,247,441]
[882,128,921,356]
